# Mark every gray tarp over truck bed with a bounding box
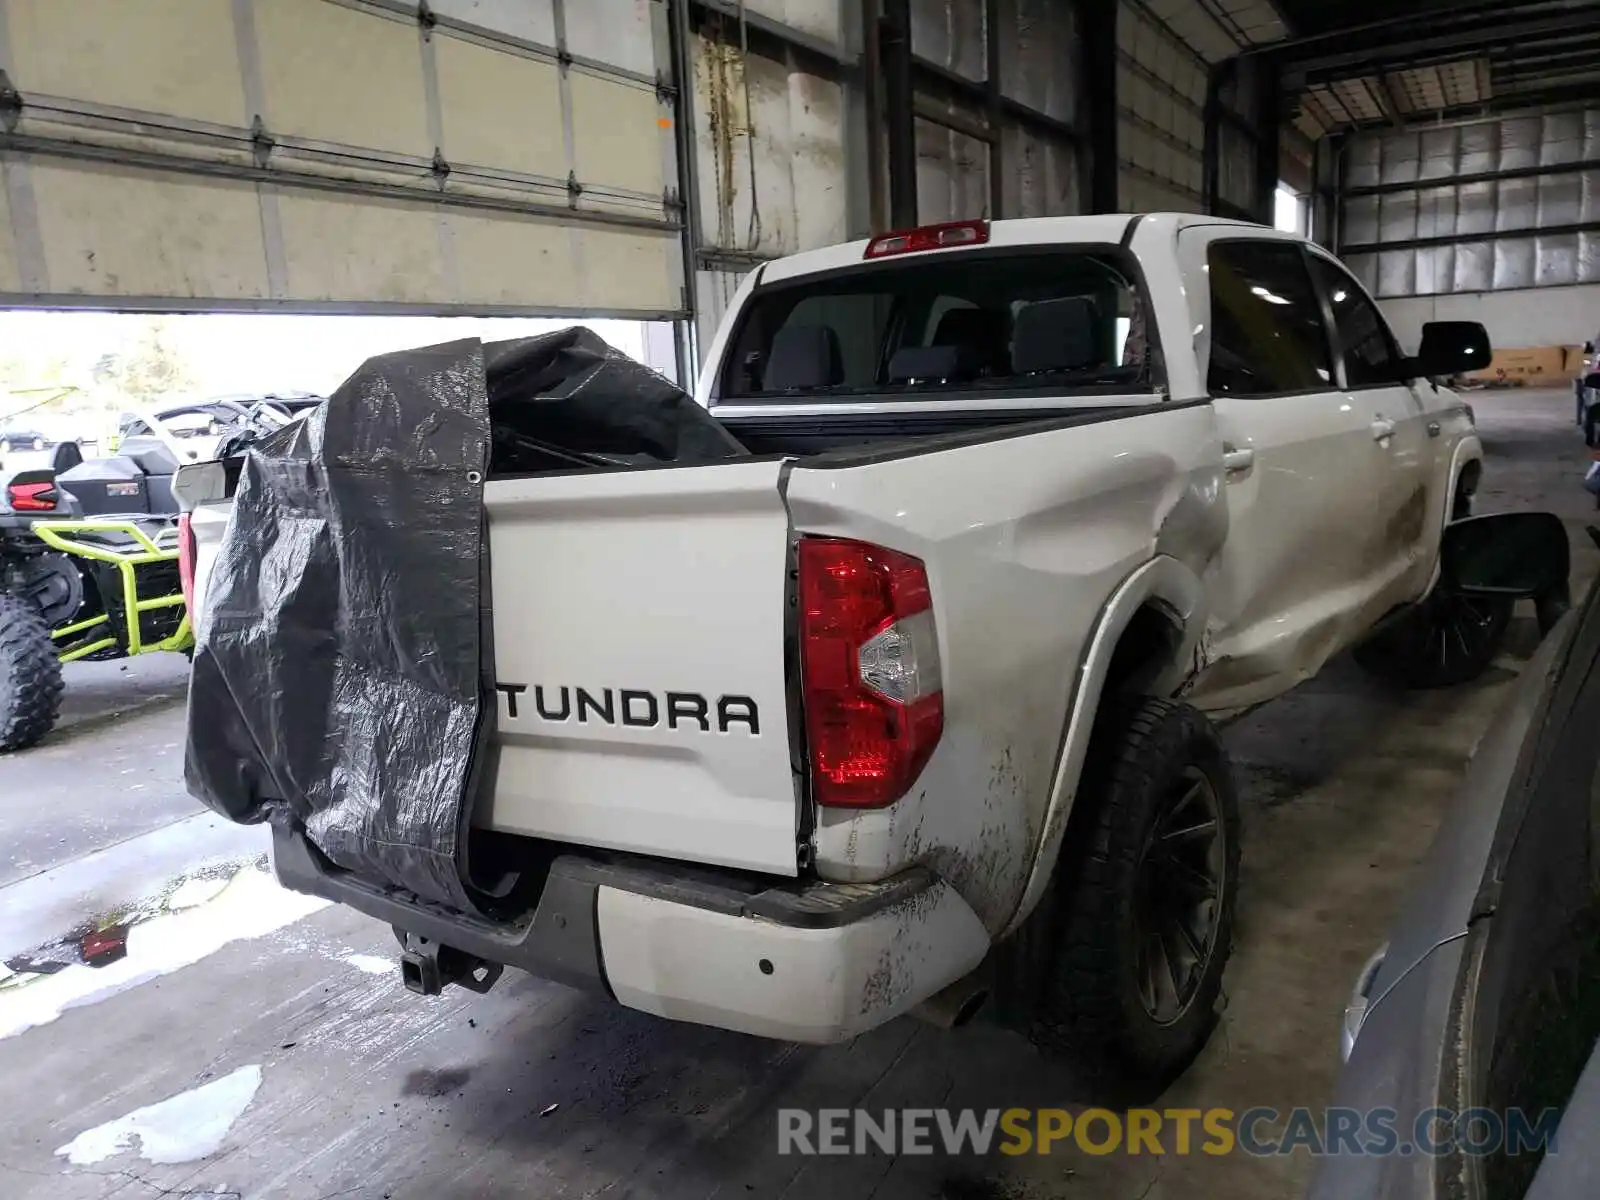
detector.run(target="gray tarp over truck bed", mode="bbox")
[184,329,743,914]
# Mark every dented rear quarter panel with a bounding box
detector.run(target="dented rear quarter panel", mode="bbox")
[785,402,1228,933]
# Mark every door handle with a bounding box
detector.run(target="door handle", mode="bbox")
[1222,444,1254,473]
[1371,417,1396,441]
[1427,421,1441,437]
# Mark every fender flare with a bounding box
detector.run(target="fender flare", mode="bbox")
[999,554,1208,939]
[1413,435,1483,600]
[1448,435,1484,519]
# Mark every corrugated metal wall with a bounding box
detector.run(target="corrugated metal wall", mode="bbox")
[1340,108,1600,299]
[1117,0,1208,212]
[911,0,1081,223]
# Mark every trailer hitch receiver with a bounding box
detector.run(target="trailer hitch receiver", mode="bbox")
[398,931,504,996]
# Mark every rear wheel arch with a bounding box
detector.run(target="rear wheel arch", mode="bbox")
[1000,555,1206,939]
[1453,455,1483,520]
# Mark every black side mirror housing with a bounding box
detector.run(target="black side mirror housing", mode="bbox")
[1415,321,1492,378]
[1441,511,1571,634]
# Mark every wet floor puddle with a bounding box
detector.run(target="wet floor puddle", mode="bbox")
[0,858,330,1039]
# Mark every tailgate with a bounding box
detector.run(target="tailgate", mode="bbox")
[482,459,800,876]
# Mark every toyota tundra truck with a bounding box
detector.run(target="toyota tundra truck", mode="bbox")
[173,213,1512,1094]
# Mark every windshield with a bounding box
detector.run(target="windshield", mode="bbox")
[719,249,1155,401]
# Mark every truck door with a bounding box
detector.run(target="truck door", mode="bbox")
[1305,250,1436,624]
[1177,230,1382,712]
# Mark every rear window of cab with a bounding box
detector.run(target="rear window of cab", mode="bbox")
[718,249,1157,402]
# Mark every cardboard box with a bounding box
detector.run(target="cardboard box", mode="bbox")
[1567,344,1595,376]
[1463,345,1568,385]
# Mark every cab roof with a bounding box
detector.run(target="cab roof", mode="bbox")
[757,212,1273,285]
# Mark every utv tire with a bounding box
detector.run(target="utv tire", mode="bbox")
[1352,588,1513,690]
[1013,698,1239,1097]
[0,593,63,752]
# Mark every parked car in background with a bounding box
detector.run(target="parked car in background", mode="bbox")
[1315,533,1596,1200]
[1574,336,1600,443]
[119,395,325,463]
[0,427,49,453]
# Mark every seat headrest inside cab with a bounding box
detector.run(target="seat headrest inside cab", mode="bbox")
[1012,297,1100,374]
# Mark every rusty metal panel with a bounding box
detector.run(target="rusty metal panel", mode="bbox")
[692,33,848,257]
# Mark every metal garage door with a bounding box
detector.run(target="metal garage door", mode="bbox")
[0,0,686,317]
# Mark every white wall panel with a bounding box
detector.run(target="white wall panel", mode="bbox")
[32,161,271,301]
[745,0,842,45]
[427,0,556,47]
[0,0,685,315]
[434,37,566,178]
[7,0,248,124]
[564,0,658,78]
[257,0,434,158]
[1382,283,1600,350]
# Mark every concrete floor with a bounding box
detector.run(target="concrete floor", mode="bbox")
[0,388,1593,1200]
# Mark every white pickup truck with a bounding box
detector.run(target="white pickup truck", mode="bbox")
[176,213,1511,1094]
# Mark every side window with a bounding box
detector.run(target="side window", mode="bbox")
[1307,255,1405,387]
[1206,240,1334,397]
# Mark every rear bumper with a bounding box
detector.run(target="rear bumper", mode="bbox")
[270,825,990,1043]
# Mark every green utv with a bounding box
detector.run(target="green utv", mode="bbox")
[0,397,318,751]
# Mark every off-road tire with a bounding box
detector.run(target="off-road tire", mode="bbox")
[0,593,63,752]
[1352,589,1513,689]
[1011,697,1240,1098]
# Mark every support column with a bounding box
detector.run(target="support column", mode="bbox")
[1077,0,1118,213]
[882,0,918,227]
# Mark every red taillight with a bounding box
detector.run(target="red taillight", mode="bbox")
[864,219,989,259]
[177,512,197,618]
[798,537,943,808]
[7,481,57,511]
